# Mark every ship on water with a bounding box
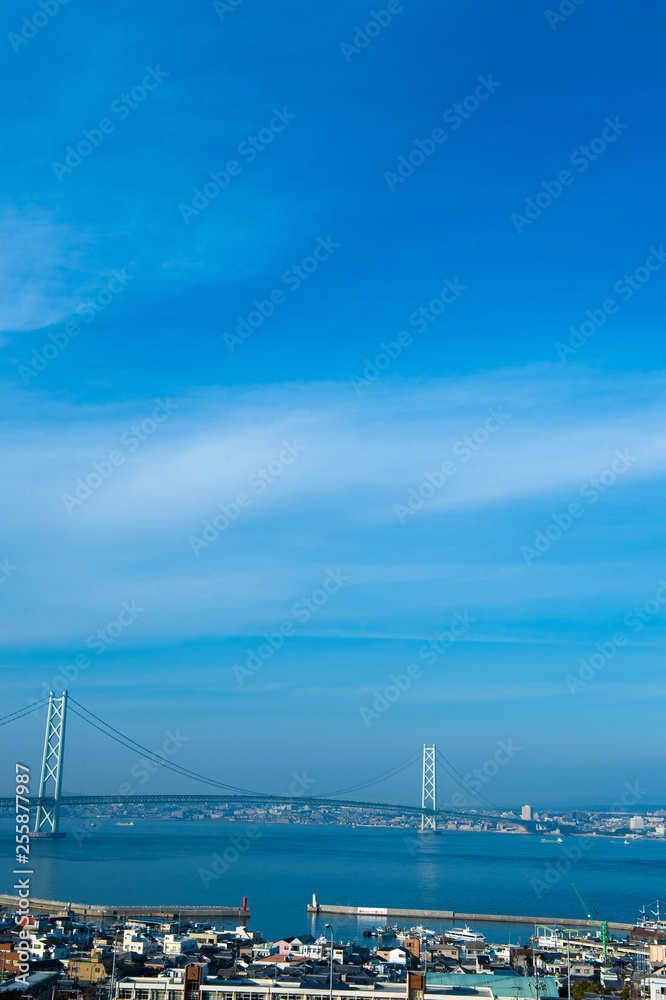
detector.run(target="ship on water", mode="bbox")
[445,926,485,943]
[636,900,666,932]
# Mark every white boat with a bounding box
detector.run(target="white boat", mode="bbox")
[445,926,485,943]
[636,902,666,932]
[402,926,438,939]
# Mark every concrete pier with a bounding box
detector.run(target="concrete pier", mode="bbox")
[0,895,250,920]
[307,902,633,932]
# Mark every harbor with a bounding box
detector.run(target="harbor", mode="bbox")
[307,899,634,931]
[0,891,662,1000]
[0,894,250,920]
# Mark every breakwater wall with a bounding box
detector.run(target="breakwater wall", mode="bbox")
[0,895,250,919]
[307,902,633,932]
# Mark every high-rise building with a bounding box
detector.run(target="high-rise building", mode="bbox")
[521,805,532,821]
[630,815,644,831]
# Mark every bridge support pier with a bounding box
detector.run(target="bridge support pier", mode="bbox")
[31,691,68,839]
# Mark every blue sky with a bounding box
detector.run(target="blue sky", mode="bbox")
[1,0,665,805]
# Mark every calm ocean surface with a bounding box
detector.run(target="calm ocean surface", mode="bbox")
[2,820,664,941]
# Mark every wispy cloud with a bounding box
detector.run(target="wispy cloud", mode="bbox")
[0,206,101,336]
[1,366,665,647]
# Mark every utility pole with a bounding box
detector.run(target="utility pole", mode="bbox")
[108,926,119,1000]
[566,932,571,1000]
[325,924,334,1000]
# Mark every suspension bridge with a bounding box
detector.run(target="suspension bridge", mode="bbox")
[0,691,535,837]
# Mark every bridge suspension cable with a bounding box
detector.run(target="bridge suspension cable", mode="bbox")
[0,696,51,728]
[318,749,422,798]
[69,698,427,805]
[68,699,259,795]
[436,746,497,809]
[7,695,499,820]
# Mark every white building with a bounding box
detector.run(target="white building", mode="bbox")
[123,928,159,956]
[647,974,666,1000]
[521,805,532,821]
[163,935,199,956]
[375,946,410,966]
[630,816,645,831]
[123,924,147,948]
[27,935,69,961]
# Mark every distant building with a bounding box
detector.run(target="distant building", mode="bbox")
[163,934,199,956]
[375,946,412,966]
[426,973,559,1000]
[28,935,68,961]
[122,931,159,956]
[521,805,532,821]
[0,971,61,998]
[649,943,666,966]
[647,973,666,1000]
[68,951,113,982]
[116,968,496,1000]
[0,937,26,976]
[630,816,645,831]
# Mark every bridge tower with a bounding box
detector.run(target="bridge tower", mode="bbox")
[420,744,437,833]
[31,691,68,839]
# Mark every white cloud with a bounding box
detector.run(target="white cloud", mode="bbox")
[0,205,98,335]
[1,366,666,645]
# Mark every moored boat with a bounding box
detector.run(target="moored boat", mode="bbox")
[445,926,485,943]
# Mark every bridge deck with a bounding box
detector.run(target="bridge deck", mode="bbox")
[0,793,525,827]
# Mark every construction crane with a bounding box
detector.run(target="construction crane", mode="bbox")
[572,883,609,957]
